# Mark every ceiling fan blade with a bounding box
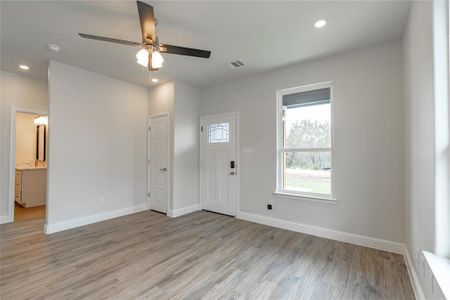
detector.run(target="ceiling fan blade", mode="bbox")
[137,1,156,43]
[79,33,141,46]
[159,44,211,58]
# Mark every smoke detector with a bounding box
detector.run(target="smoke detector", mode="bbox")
[228,60,245,69]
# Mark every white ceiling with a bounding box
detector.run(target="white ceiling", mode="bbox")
[1,1,411,88]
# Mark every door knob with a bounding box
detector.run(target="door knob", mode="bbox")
[160,168,167,172]
[230,171,236,175]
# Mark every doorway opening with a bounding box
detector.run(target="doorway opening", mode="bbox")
[10,110,48,223]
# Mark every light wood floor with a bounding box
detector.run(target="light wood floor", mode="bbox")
[14,203,46,222]
[0,211,414,300]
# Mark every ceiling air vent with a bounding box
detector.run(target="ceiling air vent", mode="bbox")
[228,60,245,69]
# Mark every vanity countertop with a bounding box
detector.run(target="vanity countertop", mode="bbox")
[16,166,47,171]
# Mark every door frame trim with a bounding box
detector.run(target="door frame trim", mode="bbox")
[147,112,171,214]
[7,107,48,225]
[199,111,240,216]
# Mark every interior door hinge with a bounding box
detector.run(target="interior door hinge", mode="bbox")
[147,192,150,197]
[148,126,151,131]
[201,126,203,132]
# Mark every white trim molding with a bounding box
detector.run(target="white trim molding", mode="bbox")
[167,203,200,218]
[0,215,13,224]
[8,107,49,225]
[44,204,147,234]
[273,191,337,204]
[423,251,450,299]
[403,246,426,300]
[236,211,404,254]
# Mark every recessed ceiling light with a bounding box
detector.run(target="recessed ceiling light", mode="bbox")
[151,78,159,83]
[47,44,61,52]
[314,19,327,28]
[19,65,29,70]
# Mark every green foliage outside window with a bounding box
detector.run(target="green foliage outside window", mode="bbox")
[285,120,331,170]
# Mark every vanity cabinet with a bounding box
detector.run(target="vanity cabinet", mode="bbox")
[15,168,47,207]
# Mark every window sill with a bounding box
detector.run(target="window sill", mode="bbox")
[273,191,337,204]
[423,251,450,299]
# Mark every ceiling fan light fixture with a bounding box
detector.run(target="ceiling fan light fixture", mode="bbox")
[34,116,48,125]
[151,50,164,69]
[136,48,149,67]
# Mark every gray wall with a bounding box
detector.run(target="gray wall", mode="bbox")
[148,81,174,116]
[0,71,48,222]
[200,41,405,243]
[173,81,200,211]
[47,61,148,225]
[403,1,445,298]
[148,80,200,212]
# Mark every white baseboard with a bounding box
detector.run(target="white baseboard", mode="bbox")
[0,215,12,224]
[44,204,147,234]
[403,246,426,300]
[236,211,405,254]
[168,203,200,218]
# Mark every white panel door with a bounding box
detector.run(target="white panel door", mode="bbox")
[200,113,238,216]
[148,115,169,213]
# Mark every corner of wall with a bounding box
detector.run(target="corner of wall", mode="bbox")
[171,80,200,212]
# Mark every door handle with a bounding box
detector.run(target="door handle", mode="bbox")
[230,171,236,175]
[160,168,167,172]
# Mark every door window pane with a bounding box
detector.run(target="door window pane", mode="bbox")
[208,123,229,143]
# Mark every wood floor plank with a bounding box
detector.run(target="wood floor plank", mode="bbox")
[0,210,414,299]
[14,203,46,222]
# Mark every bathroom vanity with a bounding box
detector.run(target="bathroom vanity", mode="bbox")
[15,167,47,208]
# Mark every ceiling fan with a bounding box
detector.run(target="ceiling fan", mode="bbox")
[79,1,211,71]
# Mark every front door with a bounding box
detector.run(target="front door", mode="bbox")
[148,114,169,213]
[200,113,238,216]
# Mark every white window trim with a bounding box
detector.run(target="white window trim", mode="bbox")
[275,81,335,202]
[423,251,450,299]
[421,3,450,300]
[273,191,336,204]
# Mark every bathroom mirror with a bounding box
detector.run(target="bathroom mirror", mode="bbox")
[36,124,46,161]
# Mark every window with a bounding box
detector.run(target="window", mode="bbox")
[433,0,450,258]
[208,122,229,143]
[276,82,333,200]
